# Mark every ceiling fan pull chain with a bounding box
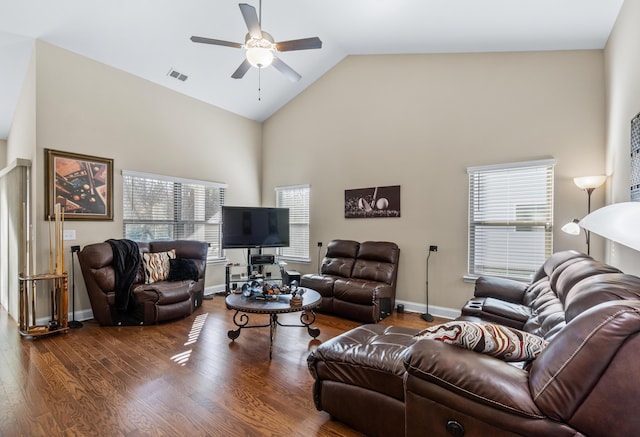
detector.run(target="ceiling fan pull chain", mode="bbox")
[258,68,262,101]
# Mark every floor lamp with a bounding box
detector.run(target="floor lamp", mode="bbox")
[421,245,438,323]
[561,175,606,255]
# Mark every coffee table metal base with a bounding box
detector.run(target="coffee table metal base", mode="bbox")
[228,310,320,359]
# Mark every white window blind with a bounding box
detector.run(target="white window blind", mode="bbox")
[276,184,310,261]
[467,159,555,281]
[122,170,227,262]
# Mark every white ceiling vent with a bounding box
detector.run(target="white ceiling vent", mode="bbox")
[167,68,188,82]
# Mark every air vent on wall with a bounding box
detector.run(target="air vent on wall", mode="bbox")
[167,68,188,82]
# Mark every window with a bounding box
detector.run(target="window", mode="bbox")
[467,159,555,281]
[122,170,227,263]
[275,184,310,262]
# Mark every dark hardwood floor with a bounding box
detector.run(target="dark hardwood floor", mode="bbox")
[0,296,443,437]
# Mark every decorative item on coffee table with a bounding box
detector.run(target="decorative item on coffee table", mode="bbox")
[290,290,303,307]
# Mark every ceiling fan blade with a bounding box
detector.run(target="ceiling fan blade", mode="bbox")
[231,59,252,79]
[272,57,302,82]
[275,37,322,52]
[191,36,243,49]
[239,3,262,39]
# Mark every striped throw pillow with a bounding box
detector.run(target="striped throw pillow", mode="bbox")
[142,250,176,284]
[414,321,548,362]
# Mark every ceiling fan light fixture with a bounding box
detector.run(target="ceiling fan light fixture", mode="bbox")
[245,36,275,68]
[246,46,274,68]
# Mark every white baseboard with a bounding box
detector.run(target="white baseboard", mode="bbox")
[394,299,460,320]
[35,308,94,326]
[205,284,225,295]
[208,282,461,320]
[37,290,459,325]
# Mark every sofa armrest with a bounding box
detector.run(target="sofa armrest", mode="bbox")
[404,339,542,419]
[134,280,194,305]
[474,276,528,303]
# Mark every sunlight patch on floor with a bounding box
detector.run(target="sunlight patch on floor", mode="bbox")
[170,313,208,366]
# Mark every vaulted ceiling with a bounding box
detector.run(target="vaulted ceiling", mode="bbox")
[0,0,625,140]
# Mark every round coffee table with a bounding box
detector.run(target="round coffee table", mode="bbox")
[225,288,321,359]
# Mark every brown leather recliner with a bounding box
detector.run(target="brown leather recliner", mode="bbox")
[301,239,400,323]
[78,240,208,326]
[308,251,640,436]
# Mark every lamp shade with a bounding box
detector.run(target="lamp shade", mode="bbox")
[579,202,640,251]
[561,219,581,235]
[574,175,606,190]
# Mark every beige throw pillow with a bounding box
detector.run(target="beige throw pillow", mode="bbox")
[142,249,176,284]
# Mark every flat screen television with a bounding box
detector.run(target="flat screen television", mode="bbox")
[222,206,290,249]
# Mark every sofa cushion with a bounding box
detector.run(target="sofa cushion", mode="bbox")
[415,321,548,362]
[334,278,393,305]
[142,249,176,284]
[134,280,194,305]
[308,324,419,402]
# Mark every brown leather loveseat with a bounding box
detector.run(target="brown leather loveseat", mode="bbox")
[308,251,640,436]
[301,239,400,323]
[78,240,208,326]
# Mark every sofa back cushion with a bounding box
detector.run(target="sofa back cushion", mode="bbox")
[564,273,640,323]
[551,259,621,304]
[538,250,589,282]
[522,254,622,341]
[351,241,400,285]
[522,278,566,340]
[321,239,360,277]
[78,242,117,292]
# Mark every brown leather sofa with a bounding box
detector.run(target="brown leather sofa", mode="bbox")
[308,251,640,436]
[78,240,208,326]
[300,239,400,323]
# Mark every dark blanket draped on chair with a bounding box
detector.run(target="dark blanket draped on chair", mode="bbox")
[106,239,140,312]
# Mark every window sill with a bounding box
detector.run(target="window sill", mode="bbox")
[464,273,531,283]
[463,275,479,284]
[207,259,228,266]
[278,257,311,264]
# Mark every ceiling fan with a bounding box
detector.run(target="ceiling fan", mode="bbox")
[191,1,322,82]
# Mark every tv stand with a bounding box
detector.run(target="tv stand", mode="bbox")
[225,249,283,294]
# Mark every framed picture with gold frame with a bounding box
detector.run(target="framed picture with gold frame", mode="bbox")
[45,149,113,220]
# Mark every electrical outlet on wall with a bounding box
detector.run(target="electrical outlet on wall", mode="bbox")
[429,245,438,252]
[317,242,323,247]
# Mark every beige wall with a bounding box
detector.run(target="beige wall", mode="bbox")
[604,0,640,274]
[263,51,606,312]
[33,42,262,316]
[4,42,614,318]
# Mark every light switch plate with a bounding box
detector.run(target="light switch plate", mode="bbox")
[63,229,76,241]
